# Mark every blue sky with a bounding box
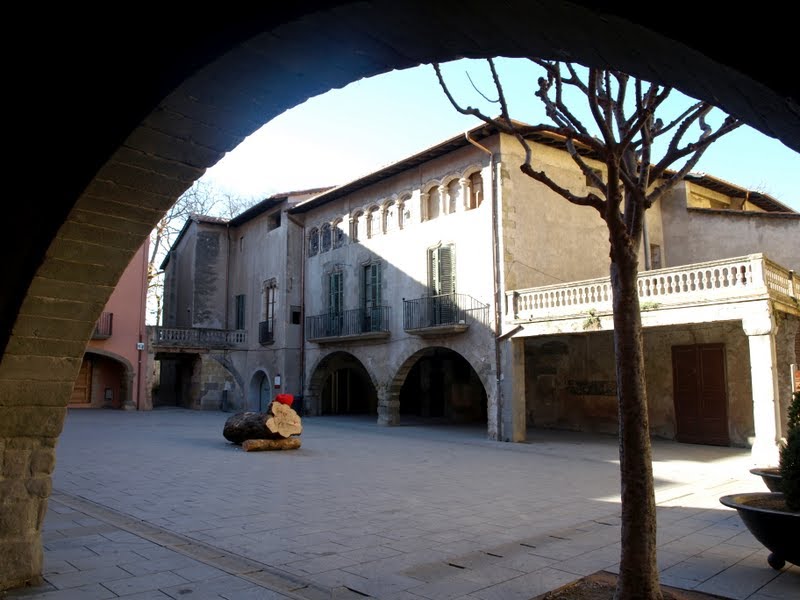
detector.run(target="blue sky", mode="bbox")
[202,58,800,211]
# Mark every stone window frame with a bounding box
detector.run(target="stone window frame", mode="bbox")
[308,227,320,256]
[320,222,332,252]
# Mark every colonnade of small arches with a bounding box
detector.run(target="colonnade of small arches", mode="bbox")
[307,163,487,256]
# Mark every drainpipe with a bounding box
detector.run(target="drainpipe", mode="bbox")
[286,211,306,412]
[136,239,148,410]
[225,224,231,330]
[465,131,504,441]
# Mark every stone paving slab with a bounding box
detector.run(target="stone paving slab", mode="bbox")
[3,409,798,599]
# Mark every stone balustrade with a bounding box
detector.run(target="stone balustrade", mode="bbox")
[506,254,798,323]
[151,327,247,349]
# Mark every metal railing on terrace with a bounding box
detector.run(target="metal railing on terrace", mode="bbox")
[152,327,247,349]
[506,254,798,322]
[306,306,391,341]
[403,293,489,331]
[258,321,275,345]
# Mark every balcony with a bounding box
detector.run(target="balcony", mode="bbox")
[151,327,247,351]
[403,293,490,336]
[259,320,275,345]
[92,312,113,339]
[506,254,799,332]
[306,306,391,343]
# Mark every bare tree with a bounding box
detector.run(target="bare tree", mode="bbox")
[434,59,741,599]
[147,180,257,325]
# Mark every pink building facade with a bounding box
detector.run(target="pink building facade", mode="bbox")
[69,240,150,410]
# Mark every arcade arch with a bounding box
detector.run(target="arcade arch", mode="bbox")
[2,1,798,591]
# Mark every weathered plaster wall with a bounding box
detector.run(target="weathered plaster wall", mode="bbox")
[166,224,197,328]
[662,183,800,270]
[192,225,228,329]
[500,137,613,291]
[525,322,755,446]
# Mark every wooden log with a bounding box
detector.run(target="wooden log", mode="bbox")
[266,401,303,438]
[242,437,301,452]
[223,411,271,444]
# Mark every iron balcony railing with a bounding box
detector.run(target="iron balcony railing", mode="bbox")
[306,306,391,340]
[152,327,246,349]
[403,293,489,331]
[92,311,113,339]
[258,320,275,345]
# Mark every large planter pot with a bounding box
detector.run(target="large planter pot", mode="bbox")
[719,492,800,569]
[750,467,782,492]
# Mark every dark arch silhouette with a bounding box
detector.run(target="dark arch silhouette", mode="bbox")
[6,2,799,357]
[307,351,378,416]
[3,1,799,590]
[394,346,488,425]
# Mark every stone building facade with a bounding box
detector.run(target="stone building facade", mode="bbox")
[159,123,799,465]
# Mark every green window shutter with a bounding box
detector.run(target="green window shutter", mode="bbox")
[438,245,455,296]
[374,262,381,306]
[429,245,455,296]
[428,247,438,293]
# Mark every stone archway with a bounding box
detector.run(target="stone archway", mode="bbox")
[2,1,799,590]
[248,370,273,412]
[72,349,135,410]
[306,351,378,416]
[387,346,489,427]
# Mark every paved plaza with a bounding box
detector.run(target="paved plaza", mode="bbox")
[4,408,798,599]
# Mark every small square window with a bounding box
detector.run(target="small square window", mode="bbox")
[291,306,302,325]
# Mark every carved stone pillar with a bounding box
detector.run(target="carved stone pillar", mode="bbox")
[743,304,782,465]
[458,177,469,211]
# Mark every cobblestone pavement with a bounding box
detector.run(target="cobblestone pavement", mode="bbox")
[4,408,798,599]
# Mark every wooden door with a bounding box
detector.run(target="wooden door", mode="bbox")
[672,344,729,445]
[70,358,92,405]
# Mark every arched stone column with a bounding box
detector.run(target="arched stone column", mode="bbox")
[376,384,399,426]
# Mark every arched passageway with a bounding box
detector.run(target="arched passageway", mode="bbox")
[154,354,200,409]
[399,347,487,425]
[70,351,132,410]
[308,352,377,416]
[248,370,273,412]
[2,1,799,591]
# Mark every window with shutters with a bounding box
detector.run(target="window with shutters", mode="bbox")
[327,271,344,335]
[235,294,246,330]
[260,280,277,344]
[361,262,382,332]
[428,244,456,326]
[428,244,456,296]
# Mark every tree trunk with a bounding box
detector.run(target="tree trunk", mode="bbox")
[610,246,662,600]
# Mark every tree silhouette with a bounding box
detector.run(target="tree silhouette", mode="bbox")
[434,58,741,599]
